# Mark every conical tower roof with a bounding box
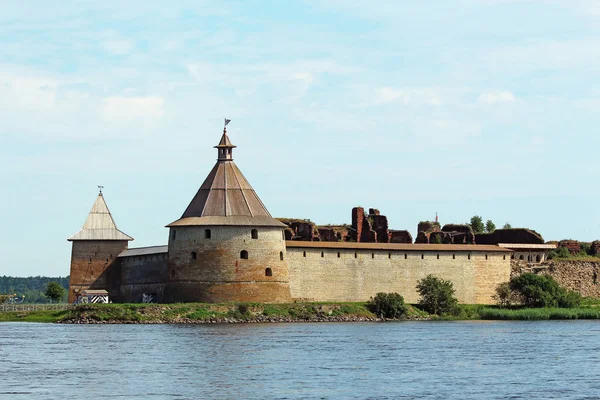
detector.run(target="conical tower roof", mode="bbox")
[68,192,134,241]
[167,127,285,228]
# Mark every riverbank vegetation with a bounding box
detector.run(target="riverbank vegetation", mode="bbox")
[1,299,599,324]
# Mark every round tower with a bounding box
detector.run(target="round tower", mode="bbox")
[163,123,291,303]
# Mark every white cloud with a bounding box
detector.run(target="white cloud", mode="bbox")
[477,91,516,104]
[100,96,165,122]
[373,87,443,106]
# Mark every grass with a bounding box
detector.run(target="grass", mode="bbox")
[3,301,600,323]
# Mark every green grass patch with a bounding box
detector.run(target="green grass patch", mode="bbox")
[0,310,70,323]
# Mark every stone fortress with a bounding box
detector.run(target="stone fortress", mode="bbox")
[67,124,556,305]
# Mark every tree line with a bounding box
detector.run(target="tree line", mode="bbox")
[0,276,69,303]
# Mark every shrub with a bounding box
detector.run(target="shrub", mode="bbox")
[493,282,515,308]
[416,275,458,315]
[44,282,66,303]
[368,292,408,319]
[547,246,571,260]
[509,273,581,308]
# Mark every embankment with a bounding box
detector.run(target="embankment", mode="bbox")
[513,260,600,297]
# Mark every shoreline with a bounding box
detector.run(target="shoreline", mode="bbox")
[2,301,600,324]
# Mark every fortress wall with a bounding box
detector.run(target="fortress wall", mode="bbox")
[287,247,510,304]
[119,253,168,303]
[68,240,129,303]
[164,226,291,303]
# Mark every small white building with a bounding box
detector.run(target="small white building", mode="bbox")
[498,243,557,263]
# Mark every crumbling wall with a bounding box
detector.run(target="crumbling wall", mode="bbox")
[442,224,475,244]
[351,207,377,242]
[415,221,441,244]
[389,230,412,243]
[317,226,350,242]
[512,259,600,298]
[278,219,319,241]
[558,240,581,255]
[477,229,544,245]
[370,214,390,243]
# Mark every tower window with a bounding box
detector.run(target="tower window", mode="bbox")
[265,268,272,277]
[421,254,424,259]
[354,252,358,258]
[371,253,374,259]
[404,253,407,259]
[280,251,284,261]
[228,148,232,155]
[171,230,177,241]
[205,229,211,239]
[468,254,471,260]
[337,252,341,258]
[240,250,248,260]
[452,254,455,259]
[388,253,391,259]
[303,251,306,257]
[485,254,488,260]
[251,229,258,239]
[321,251,324,258]
[191,252,197,260]
[437,254,440,260]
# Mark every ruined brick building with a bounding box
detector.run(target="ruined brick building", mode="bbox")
[68,126,518,305]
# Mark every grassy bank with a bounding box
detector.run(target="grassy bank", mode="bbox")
[1,302,600,323]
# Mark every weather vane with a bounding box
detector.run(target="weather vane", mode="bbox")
[98,185,104,194]
[224,118,231,131]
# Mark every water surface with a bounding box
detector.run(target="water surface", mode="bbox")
[1,321,599,399]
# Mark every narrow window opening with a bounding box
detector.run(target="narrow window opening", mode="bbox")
[388,253,391,259]
[519,255,524,260]
[171,229,177,241]
[204,229,211,239]
[485,254,488,260]
[404,253,407,259]
[372,253,375,259]
[240,250,248,259]
[421,254,424,259]
[337,252,340,258]
[452,254,455,260]
[303,251,306,257]
[511,254,515,260]
[437,254,440,260]
[355,252,358,258]
[280,251,284,261]
[191,252,197,260]
[468,254,471,260]
[227,148,232,155]
[503,255,506,260]
[251,229,258,239]
[265,268,272,277]
[536,255,541,262]
[321,251,324,258]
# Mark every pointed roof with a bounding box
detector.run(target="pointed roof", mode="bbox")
[68,193,134,241]
[214,131,236,148]
[167,127,285,228]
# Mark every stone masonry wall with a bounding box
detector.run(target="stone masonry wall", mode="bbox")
[119,253,169,302]
[288,247,510,304]
[512,260,600,298]
[164,226,291,303]
[68,240,129,303]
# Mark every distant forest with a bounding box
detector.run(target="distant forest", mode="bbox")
[0,276,70,303]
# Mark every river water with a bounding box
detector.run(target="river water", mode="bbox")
[1,321,599,399]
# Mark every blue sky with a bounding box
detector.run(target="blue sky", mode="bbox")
[1,1,599,276]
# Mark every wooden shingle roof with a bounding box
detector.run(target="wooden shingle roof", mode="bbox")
[68,193,133,241]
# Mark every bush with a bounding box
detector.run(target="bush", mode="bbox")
[547,246,571,260]
[493,282,515,308]
[416,275,458,315]
[368,292,408,319]
[44,282,66,303]
[509,273,581,308]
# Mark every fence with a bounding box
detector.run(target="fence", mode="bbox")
[0,304,73,312]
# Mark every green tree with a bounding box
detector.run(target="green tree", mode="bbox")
[469,215,485,234]
[493,282,514,308]
[416,275,458,315]
[44,282,66,303]
[368,292,408,319]
[509,273,581,308]
[485,220,496,233]
[503,222,512,229]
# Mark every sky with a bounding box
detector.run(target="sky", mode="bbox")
[1,0,600,277]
